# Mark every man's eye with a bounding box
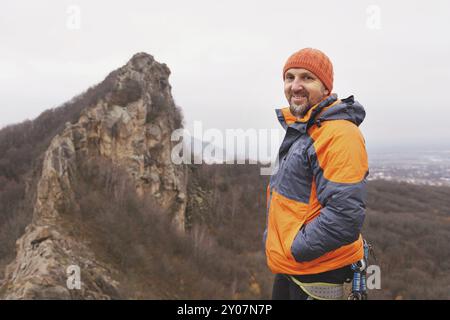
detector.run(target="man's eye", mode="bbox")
[304,75,313,80]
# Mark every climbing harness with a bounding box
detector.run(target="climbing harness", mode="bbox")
[287,276,345,300]
[286,238,376,300]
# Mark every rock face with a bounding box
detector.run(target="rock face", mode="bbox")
[0,53,187,299]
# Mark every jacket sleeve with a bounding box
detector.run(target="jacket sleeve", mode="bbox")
[291,121,368,262]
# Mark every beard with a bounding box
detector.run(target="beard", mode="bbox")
[289,91,311,118]
[289,102,310,118]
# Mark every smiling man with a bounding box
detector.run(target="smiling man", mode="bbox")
[263,48,369,300]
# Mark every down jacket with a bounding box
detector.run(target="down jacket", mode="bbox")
[264,94,369,275]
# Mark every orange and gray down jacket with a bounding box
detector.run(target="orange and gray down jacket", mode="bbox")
[263,94,369,275]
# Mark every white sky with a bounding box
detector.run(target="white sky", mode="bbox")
[1,0,450,153]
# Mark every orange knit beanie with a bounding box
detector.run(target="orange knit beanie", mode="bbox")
[283,48,334,93]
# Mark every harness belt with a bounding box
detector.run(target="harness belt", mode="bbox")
[287,275,344,300]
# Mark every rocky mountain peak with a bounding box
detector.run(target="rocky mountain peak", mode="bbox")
[0,53,186,299]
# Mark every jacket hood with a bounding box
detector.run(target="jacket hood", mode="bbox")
[276,94,366,130]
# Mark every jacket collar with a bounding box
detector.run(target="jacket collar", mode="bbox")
[275,94,365,131]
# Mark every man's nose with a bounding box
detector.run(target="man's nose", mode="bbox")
[291,78,304,92]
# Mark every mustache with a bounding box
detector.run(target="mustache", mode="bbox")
[291,90,310,99]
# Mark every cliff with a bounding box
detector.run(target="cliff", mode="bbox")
[0,53,187,299]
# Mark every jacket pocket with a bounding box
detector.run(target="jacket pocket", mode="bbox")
[266,190,309,262]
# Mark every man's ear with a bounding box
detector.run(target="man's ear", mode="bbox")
[324,89,329,96]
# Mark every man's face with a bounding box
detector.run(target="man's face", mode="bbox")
[284,68,329,118]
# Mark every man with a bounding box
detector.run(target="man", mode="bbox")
[263,48,369,300]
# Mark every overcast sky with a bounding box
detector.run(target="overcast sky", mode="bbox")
[1,0,450,154]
